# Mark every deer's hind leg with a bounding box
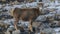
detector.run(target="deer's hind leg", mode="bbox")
[28,16,34,32]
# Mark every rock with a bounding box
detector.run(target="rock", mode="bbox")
[44,3,49,7]
[32,22,42,33]
[54,10,60,20]
[53,28,60,34]
[45,13,55,18]
[40,9,50,14]
[49,20,60,27]
[40,28,56,34]
[32,22,42,28]
[5,30,11,34]
[35,15,46,22]
[8,26,15,31]
[18,21,29,30]
[3,19,14,25]
[20,31,29,34]
[45,13,55,21]
[0,5,2,8]
[2,9,8,12]
[38,23,50,32]
[30,32,35,34]
[6,25,15,34]
[55,15,60,20]
[0,27,3,32]
[54,28,60,33]
[20,31,35,34]
[56,10,60,15]
[20,32,25,34]
[12,30,20,34]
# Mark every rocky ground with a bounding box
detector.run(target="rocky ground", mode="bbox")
[0,1,60,34]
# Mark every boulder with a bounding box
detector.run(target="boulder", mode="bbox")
[45,13,55,21]
[40,28,56,34]
[56,10,60,16]
[55,15,60,20]
[49,21,60,28]
[20,31,29,34]
[32,22,42,28]
[40,9,50,15]
[12,30,20,34]
[35,15,46,22]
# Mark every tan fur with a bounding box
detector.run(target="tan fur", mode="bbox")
[10,8,15,16]
[10,7,40,32]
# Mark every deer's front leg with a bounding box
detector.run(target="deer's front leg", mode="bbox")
[14,17,19,31]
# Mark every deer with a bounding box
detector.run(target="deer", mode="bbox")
[10,2,43,32]
[13,8,40,32]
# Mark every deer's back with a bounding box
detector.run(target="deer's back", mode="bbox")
[13,8,40,21]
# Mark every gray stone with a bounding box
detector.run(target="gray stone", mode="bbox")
[49,21,60,27]
[45,13,55,18]
[41,9,50,14]
[54,15,60,20]
[8,25,15,31]
[32,22,42,28]
[20,31,29,34]
[40,28,56,34]
[6,26,15,34]
[35,15,46,22]
[56,10,60,15]
[5,30,10,34]
[45,14,55,21]
[12,30,20,34]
